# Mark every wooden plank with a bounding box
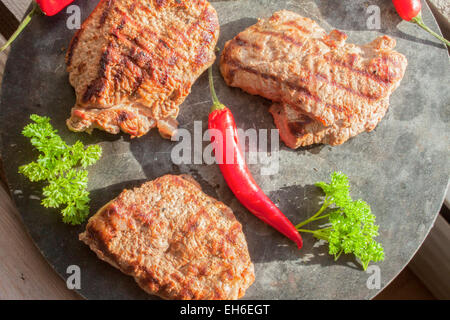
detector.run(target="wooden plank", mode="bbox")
[374,267,435,300]
[0,186,80,299]
[409,215,450,299]
[427,1,450,54]
[0,35,7,89]
[0,1,19,40]
[0,0,82,299]
[2,0,31,20]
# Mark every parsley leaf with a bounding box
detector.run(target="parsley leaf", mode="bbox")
[296,172,384,270]
[19,115,102,225]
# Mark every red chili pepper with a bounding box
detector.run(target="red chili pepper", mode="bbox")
[0,1,74,53]
[207,68,303,249]
[392,0,450,46]
[37,0,74,16]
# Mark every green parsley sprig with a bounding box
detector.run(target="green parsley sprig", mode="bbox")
[296,172,384,270]
[19,114,102,225]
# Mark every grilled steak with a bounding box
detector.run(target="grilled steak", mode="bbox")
[220,10,407,147]
[79,175,255,300]
[66,0,219,138]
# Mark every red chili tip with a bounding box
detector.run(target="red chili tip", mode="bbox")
[289,232,303,250]
[292,232,303,249]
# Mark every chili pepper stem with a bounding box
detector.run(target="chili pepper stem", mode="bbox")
[295,198,331,229]
[411,13,450,47]
[0,2,39,53]
[208,67,226,112]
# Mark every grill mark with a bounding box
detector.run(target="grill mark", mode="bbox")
[199,3,219,35]
[113,7,159,41]
[314,71,381,100]
[159,39,170,49]
[183,208,207,233]
[118,110,130,122]
[129,0,138,12]
[82,43,117,103]
[231,38,384,101]
[138,0,163,18]
[235,36,262,50]
[85,222,119,267]
[116,17,126,31]
[112,7,191,66]
[222,52,348,121]
[125,56,146,93]
[143,1,217,60]
[109,42,157,97]
[112,58,125,91]
[252,28,393,85]
[112,32,168,87]
[66,29,81,66]
[108,17,174,88]
[282,20,312,34]
[370,54,402,83]
[114,3,216,75]
[193,46,209,68]
[155,0,167,8]
[81,0,218,107]
[224,55,330,107]
[325,55,392,85]
[99,0,115,28]
[128,46,154,71]
[257,29,304,47]
[225,223,242,245]
[137,0,214,38]
[67,0,116,66]
[159,71,168,86]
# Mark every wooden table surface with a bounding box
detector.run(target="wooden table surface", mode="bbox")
[0,0,80,300]
[0,0,448,300]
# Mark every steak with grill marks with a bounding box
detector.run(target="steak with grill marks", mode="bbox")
[66,0,219,138]
[79,175,255,300]
[220,10,407,147]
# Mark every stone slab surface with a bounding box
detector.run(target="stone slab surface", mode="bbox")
[0,0,449,299]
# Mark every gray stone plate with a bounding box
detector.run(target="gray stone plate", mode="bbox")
[0,0,449,300]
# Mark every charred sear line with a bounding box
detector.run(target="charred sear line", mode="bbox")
[118,110,130,122]
[110,6,197,68]
[155,0,168,8]
[99,0,116,28]
[234,36,262,50]
[222,49,344,116]
[128,0,139,12]
[223,54,339,111]
[82,44,116,103]
[248,27,393,85]
[66,30,81,66]
[282,20,312,34]
[67,0,219,138]
[256,29,304,47]
[230,38,384,101]
[85,224,119,265]
[325,56,392,85]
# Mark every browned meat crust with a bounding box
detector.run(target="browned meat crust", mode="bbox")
[220,10,407,147]
[66,0,219,138]
[79,175,255,300]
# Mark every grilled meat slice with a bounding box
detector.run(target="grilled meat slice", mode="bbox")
[270,98,389,148]
[79,175,255,300]
[220,10,407,147]
[66,0,219,138]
